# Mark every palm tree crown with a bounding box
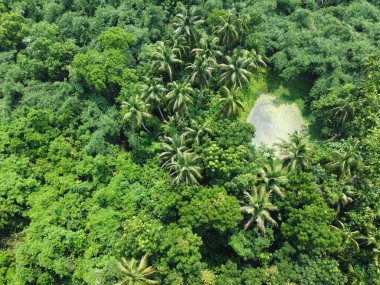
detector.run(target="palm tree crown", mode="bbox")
[141,77,167,119]
[173,6,204,46]
[218,50,252,89]
[166,81,194,117]
[217,86,244,119]
[160,133,188,166]
[152,42,183,81]
[326,145,363,180]
[117,254,160,285]
[214,12,239,51]
[240,187,278,233]
[166,149,202,185]
[256,160,288,198]
[275,131,311,171]
[122,97,152,133]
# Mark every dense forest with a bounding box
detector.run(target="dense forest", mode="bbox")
[0,0,379,284]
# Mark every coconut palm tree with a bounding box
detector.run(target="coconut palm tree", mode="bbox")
[122,97,152,133]
[117,254,160,285]
[152,42,183,81]
[186,56,214,91]
[141,77,167,119]
[192,35,222,64]
[326,145,363,180]
[240,187,278,233]
[173,6,204,46]
[184,119,211,146]
[256,160,288,198]
[214,12,239,51]
[160,133,188,166]
[218,50,252,89]
[217,86,244,119]
[166,81,194,117]
[275,131,311,171]
[331,221,361,253]
[166,149,203,185]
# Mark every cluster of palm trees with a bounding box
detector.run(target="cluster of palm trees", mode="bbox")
[120,5,266,185]
[121,5,267,132]
[240,159,288,233]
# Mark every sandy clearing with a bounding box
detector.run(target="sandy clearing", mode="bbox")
[247,94,304,147]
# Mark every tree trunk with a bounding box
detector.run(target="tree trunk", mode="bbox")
[142,122,151,133]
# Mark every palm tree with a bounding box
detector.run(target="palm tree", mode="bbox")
[214,12,239,51]
[166,81,194,117]
[192,35,222,64]
[326,145,363,180]
[256,160,288,198]
[217,86,244,119]
[160,133,188,166]
[184,119,211,146]
[152,42,183,81]
[331,221,361,253]
[186,56,214,92]
[173,6,204,46]
[275,131,311,171]
[166,149,203,185]
[141,77,167,119]
[337,191,353,213]
[240,187,278,233]
[117,254,160,285]
[122,97,152,133]
[218,50,252,89]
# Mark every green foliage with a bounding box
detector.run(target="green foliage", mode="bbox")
[0,12,29,51]
[179,186,242,233]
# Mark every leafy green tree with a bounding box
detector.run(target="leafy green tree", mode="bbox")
[275,131,311,171]
[122,97,152,133]
[179,186,242,233]
[166,150,202,185]
[97,27,135,50]
[117,254,160,285]
[256,160,288,198]
[217,86,244,119]
[218,50,252,89]
[241,187,278,233]
[166,81,194,117]
[0,12,29,51]
[152,42,183,81]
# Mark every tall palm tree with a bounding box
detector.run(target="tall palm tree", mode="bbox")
[331,221,361,253]
[117,254,160,285]
[192,35,222,64]
[214,12,239,51]
[217,86,244,119]
[186,56,214,91]
[218,50,252,89]
[160,133,188,166]
[275,131,311,171]
[330,98,357,133]
[173,6,204,46]
[326,145,363,180]
[152,42,183,81]
[184,119,211,146]
[240,187,278,233]
[256,160,288,198]
[141,77,167,119]
[122,97,152,133]
[166,81,194,117]
[166,149,203,185]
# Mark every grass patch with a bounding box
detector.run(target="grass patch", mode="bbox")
[241,70,320,140]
